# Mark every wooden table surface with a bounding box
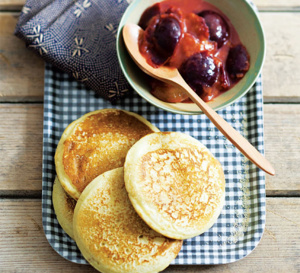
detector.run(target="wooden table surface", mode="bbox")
[0,1,299,272]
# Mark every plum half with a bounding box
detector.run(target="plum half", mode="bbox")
[226,44,250,79]
[142,13,182,66]
[198,10,229,48]
[179,52,219,97]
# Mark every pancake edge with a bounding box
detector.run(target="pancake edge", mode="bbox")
[73,167,182,273]
[55,108,159,200]
[124,132,226,240]
[52,176,75,239]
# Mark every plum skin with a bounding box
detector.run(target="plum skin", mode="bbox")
[179,52,219,95]
[226,44,250,79]
[138,3,161,30]
[143,14,182,66]
[153,15,182,56]
[198,10,229,48]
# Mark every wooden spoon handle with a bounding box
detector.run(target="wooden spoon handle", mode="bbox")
[176,76,275,176]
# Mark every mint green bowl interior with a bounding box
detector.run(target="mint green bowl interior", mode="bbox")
[117,0,265,115]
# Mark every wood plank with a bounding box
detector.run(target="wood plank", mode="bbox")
[1,12,300,102]
[260,12,300,102]
[0,0,24,10]
[264,104,300,195]
[0,103,299,195]
[0,104,43,194]
[0,198,299,272]
[253,0,300,11]
[0,13,44,102]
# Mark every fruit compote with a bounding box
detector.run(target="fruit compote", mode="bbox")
[138,0,250,103]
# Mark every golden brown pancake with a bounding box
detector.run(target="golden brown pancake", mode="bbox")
[124,132,225,240]
[73,167,182,273]
[55,109,159,200]
[52,177,76,239]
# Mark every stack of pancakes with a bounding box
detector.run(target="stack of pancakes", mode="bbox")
[53,108,225,273]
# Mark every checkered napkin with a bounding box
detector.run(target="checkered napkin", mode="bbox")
[42,63,265,265]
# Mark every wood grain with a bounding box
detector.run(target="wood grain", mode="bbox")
[0,198,299,272]
[253,0,300,11]
[0,103,299,195]
[0,13,44,102]
[264,104,300,196]
[0,104,42,194]
[0,12,300,102]
[0,0,23,10]
[260,12,300,102]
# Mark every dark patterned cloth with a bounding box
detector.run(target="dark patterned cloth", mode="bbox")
[15,0,131,101]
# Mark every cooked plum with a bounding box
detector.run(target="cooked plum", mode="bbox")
[142,14,182,65]
[150,79,189,103]
[226,44,250,79]
[138,3,161,30]
[138,1,249,103]
[179,52,219,96]
[198,10,229,48]
[153,15,182,56]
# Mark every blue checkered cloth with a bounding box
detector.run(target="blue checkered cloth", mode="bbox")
[42,63,265,265]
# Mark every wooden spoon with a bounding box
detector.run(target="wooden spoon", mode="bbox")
[122,23,275,176]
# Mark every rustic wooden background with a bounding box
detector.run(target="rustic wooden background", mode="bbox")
[0,0,299,272]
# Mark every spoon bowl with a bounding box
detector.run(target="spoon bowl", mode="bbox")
[122,23,180,82]
[122,23,275,176]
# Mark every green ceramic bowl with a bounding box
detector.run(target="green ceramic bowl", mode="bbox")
[116,0,265,115]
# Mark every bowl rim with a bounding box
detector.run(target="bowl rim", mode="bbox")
[116,0,266,115]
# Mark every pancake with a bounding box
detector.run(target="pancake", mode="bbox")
[124,132,225,240]
[52,176,76,239]
[73,167,182,273]
[55,109,159,200]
